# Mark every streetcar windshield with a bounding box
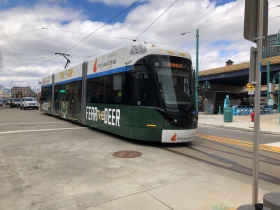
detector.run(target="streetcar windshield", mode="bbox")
[153,56,194,109]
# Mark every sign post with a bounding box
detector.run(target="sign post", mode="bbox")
[244,0,268,205]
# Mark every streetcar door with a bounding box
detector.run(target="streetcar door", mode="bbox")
[125,66,148,106]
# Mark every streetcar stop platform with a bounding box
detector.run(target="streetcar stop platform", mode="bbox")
[198,113,280,136]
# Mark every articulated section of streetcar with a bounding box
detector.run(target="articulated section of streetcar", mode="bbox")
[161,133,280,185]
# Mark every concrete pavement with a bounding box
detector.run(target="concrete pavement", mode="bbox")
[198,113,280,136]
[1,108,280,210]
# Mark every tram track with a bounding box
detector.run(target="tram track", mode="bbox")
[161,138,280,185]
[193,142,280,167]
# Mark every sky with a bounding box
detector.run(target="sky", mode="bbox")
[0,0,279,91]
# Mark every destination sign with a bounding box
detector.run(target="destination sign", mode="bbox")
[167,62,183,68]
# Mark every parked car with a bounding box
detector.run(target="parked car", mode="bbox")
[10,98,21,108]
[0,99,3,107]
[20,97,39,110]
[6,98,12,105]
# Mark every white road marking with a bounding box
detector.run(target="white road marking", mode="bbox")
[265,142,280,148]
[0,122,67,126]
[0,127,86,135]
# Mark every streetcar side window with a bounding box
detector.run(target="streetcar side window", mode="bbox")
[41,87,52,101]
[87,73,125,104]
[87,77,104,103]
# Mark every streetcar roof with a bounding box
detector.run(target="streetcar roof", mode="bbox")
[87,41,191,64]
[41,42,191,86]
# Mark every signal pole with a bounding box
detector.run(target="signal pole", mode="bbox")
[244,0,268,204]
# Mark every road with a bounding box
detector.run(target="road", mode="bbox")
[0,106,279,210]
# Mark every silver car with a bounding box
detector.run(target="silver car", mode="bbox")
[20,97,39,110]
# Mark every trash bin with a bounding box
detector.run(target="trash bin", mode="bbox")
[223,107,233,122]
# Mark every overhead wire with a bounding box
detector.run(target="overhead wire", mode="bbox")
[2,5,277,41]
[135,0,178,40]
[152,11,280,44]
[0,29,43,39]
[6,2,280,86]
[28,0,46,29]
[10,0,141,84]
[61,0,141,53]
[152,4,279,42]
[0,24,21,61]
[0,28,134,40]
[199,15,280,45]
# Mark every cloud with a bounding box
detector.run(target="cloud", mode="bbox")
[87,0,144,7]
[0,0,280,89]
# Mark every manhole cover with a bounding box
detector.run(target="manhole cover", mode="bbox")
[112,151,142,158]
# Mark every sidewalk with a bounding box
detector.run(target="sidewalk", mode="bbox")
[198,113,280,135]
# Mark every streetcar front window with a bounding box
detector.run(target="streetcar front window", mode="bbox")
[154,57,194,109]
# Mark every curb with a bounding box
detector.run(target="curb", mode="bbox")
[198,123,280,136]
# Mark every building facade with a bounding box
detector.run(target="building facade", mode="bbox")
[262,33,280,58]
[11,86,35,98]
[0,85,12,98]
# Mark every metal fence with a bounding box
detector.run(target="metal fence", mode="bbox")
[233,106,277,116]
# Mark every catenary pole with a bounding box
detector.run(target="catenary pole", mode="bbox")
[267,61,270,100]
[196,29,199,110]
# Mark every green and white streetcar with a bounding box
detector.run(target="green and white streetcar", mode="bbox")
[40,42,198,143]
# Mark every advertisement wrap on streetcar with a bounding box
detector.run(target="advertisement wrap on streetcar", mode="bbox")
[40,42,198,143]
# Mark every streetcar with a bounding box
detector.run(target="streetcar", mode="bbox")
[40,42,197,143]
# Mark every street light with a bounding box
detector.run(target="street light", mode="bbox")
[272,72,280,113]
[181,29,199,110]
[274,30,280,52]
[202,81,210,92]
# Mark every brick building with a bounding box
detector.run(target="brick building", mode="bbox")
[11,86,35,98]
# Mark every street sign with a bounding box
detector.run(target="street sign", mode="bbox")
[248,90,255,95]
[247,82,254,89]
[244,0,268,46]
[267,99,274,106]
